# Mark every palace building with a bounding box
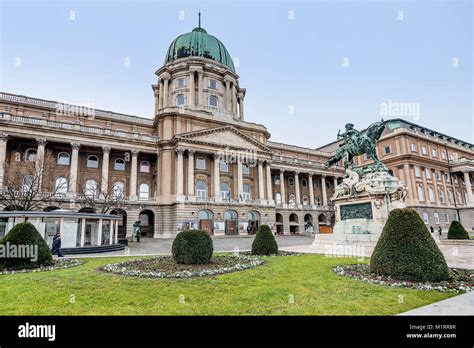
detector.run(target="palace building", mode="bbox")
[0,24,472,241]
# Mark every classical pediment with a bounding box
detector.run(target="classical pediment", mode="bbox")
[173,126,271,153]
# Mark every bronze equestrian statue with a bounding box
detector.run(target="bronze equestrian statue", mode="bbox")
[324,120,386,170]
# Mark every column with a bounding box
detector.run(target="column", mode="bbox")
[101,146,111,195]
[238,93,245,120]
[224,78,231,112]
[162,76,169,108]
[109,220,114,245]
[464,171,473,205]
[187,150,195,196]
[0,133,8,190]
[176,147,184,199]
[97,219,103,246]
[115,219,119,243]
[258,159,265,201]
[280,169,286,204]
[213,154,221,201]
[81,218,86,248]
[35,137,46,171]
[232,85,238,115]
[441,170,450,206]
[69,142,80,194]
[198,72,204,106]
[237,157,243,200]
[421,167,429,203]
[129,150,138,200]
[154,90,159,115]
[265,161,273,204]
[403,163,413,201]
[294,171,301,205]
[321,175,328,207]
[189,71,195,107]
[158,79,163,110]
[333,176,338,189]
[308,173,315,206]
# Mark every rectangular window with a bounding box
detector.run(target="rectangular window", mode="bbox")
[441,151,447,160]
[176,78,185,88]
[410,143,417,152]
[422,212,429,224]
[421,146,427,155]
[219,162,229,172]
[414,166,421,178]
[432,149,438,157]
[444,213,449,223]
[208,79,218,90]
[425,168,431,179]
[434,213,440,224]
[383,145,391,155]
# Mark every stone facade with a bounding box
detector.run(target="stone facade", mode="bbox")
[0,26,472,238]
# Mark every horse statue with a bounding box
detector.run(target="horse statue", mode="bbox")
[325,120,386,170]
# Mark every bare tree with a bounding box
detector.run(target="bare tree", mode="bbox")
[78,176,126,214]
[0,155,67,211]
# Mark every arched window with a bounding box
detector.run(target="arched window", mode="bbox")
[85,180,97,197]
[198,209,213,220]
[301,179,307,187]
[274,176,280,185]
[288,177,294,186]
[220,161,229,172]
[220,182,231,201]
[54,177,68,194]
[314,180,319,188]
[196,180,207,199]
[428,186,435,202]
[139,183,149,199]
[208,95,218,108]
[140,161,150,173]
[114,158,125,171]
[22,175,33,192]
[87,155,99,168]
[242,184,251,201]
[57,152,70,165]
[112,181,124,198]
[224,210,237,220]
[25,148,37,162]
[196,157,206,170]
[388,169,394,176]
[439,189,445,203]
[176,94,185,107]
[417,185,425,201]
[242,164,250,175]
[326,181,331,189]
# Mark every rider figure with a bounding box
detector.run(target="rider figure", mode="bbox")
[338,123,360,147]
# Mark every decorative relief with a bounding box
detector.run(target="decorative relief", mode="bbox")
[340,202,373,220]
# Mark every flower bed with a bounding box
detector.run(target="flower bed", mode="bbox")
[0,258,85,275]
[333,264,473,293]
[240,250,302,257]
[102,255,265,279]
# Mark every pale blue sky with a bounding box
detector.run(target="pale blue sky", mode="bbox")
[1,0,472,147]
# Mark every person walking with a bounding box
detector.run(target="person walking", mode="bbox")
[438,226,442,237]
[51,232,64,257]
[430,226,434,233]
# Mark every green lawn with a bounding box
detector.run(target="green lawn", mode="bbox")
[0,254,456,315]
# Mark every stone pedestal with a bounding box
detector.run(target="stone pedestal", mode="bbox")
[312,168,407,257]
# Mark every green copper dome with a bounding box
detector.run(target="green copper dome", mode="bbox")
[165,27,235,72]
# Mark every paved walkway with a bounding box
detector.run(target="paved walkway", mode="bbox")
[399,292,474,315]
[69,235,314,258]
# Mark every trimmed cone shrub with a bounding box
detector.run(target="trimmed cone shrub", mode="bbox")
[447,221,469,240]
[370,208,450,282]
[0,222,53,270]
[251,225,278,255]
[172,230,213,264]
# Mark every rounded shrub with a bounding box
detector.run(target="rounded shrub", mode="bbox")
[172,230,213,264]
[251,224,278,256]
[370,208,450,282]
[447,221,469,240]
[0,222,53,270]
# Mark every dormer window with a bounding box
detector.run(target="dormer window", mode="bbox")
[208,79,218,90]
[176,78,186,88]
[208,95,218,108]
